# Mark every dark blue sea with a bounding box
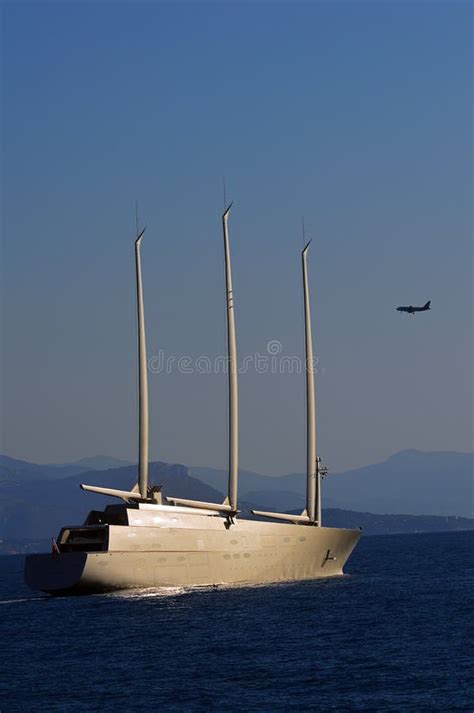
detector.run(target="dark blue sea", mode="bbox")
[1,531,473,712]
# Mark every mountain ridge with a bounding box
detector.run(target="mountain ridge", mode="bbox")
[0,462,225,541]
[192,449,473,518]
[1,450,472,534]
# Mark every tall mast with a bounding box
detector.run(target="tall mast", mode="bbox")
[79,226,150,504]
[165,206,239,516]
[302,240,318,524]
[223,204,239,512]
[251,238,321,526]
[135,228,149,499]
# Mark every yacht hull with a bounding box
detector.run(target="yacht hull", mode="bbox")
[25,519,360,595]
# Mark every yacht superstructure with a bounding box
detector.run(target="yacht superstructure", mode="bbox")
[25,207,360,595]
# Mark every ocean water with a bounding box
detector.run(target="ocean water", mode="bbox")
[1,531,472,712]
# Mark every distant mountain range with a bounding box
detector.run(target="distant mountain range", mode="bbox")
[48,455,133,472]
[0,462,223,541]
[0,450,472,546]
[192,450,474,518]
[0,454,131,482]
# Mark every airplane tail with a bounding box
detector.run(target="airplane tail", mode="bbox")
[423,300,431,310]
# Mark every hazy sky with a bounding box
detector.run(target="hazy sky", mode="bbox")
[2,1,472,475]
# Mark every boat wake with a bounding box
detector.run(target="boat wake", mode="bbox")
[0,596,49,605]
[102,582,238,600]
[103,586,189,599]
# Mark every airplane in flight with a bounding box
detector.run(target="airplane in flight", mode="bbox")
[396,300,431,315]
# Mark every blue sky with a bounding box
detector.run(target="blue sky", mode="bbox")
[2,1,472,474]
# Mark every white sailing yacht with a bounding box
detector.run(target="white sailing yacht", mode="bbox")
[25,207,360,595]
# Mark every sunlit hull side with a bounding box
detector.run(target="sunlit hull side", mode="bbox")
[25,510,360,595]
